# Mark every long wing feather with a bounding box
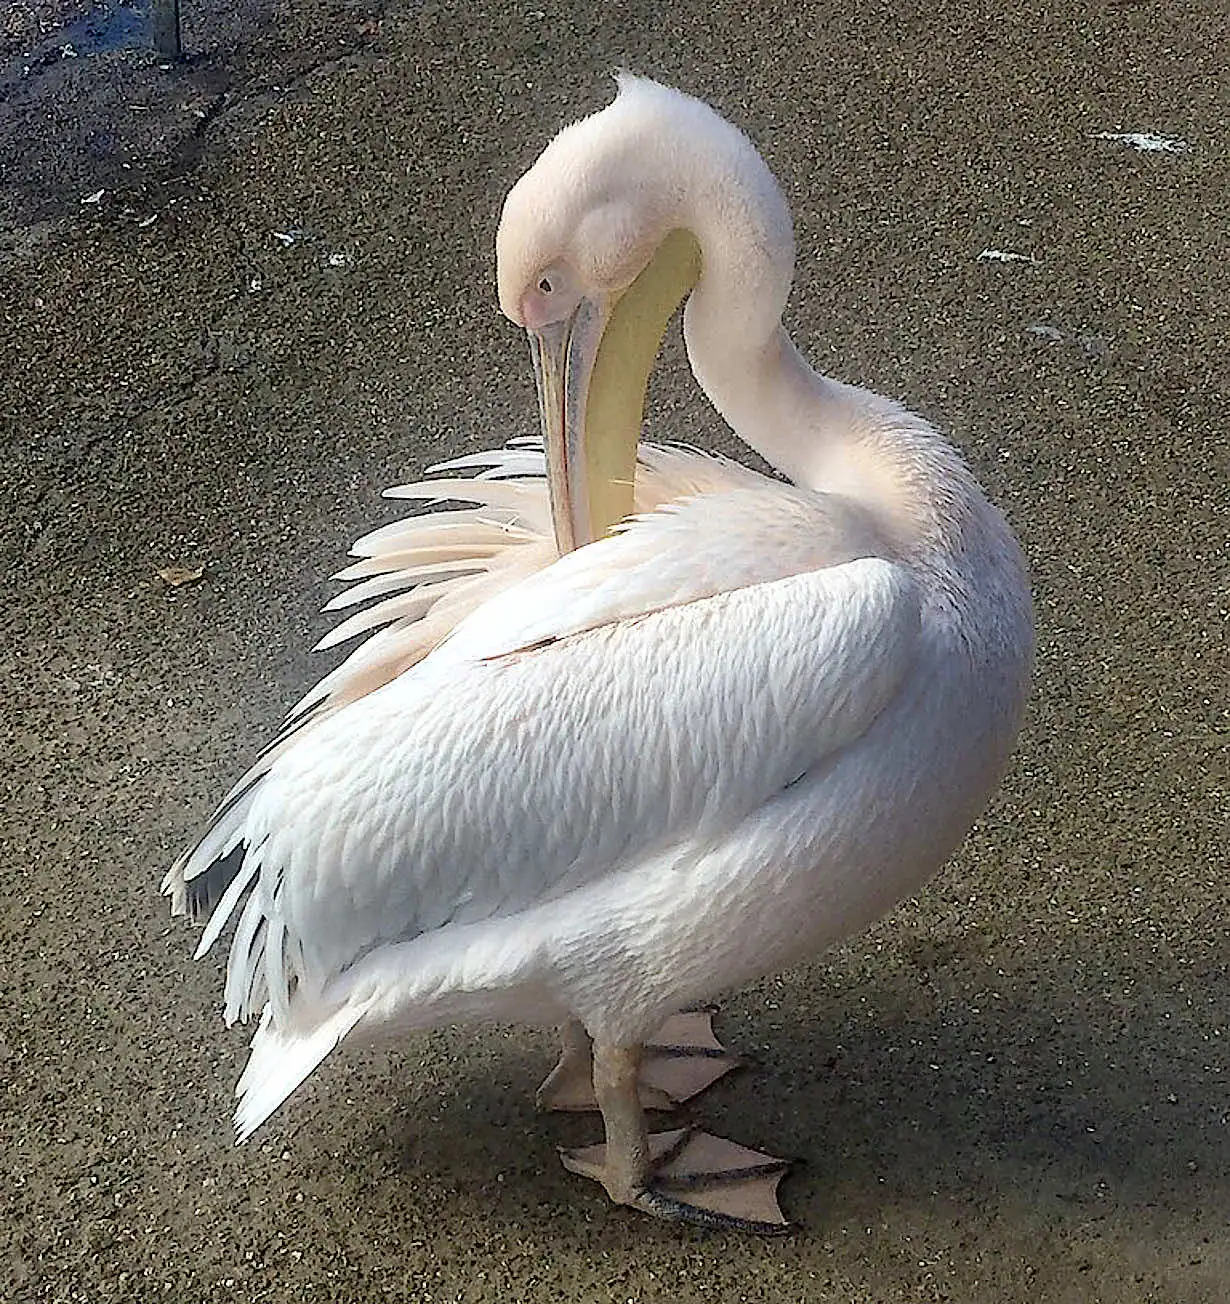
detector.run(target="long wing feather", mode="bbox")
[187,483,917,1029]
[164,441,773,918]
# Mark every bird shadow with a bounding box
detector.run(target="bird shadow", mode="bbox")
[308,921,1226,1253]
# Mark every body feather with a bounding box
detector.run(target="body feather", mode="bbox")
[166,442,949,1140]
[167,77,1032,1151]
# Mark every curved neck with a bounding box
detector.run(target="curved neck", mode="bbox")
[658,115,984,560]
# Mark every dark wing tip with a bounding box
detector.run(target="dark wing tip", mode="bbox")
[185,842,247,923]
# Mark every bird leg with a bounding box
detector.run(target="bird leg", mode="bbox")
[559,1040,792,1233]
[536,1018,619,1111]
[536,1010,743,1112]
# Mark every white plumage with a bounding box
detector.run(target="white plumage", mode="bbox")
[167,76,1032,1229]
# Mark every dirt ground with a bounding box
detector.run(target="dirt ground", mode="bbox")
[1,0,1227,1301]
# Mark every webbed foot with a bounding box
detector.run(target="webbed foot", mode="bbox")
[537,1010,744,1112]
[561,1127,792,1234]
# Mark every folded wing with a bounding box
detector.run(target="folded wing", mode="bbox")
[182,480,917,1034]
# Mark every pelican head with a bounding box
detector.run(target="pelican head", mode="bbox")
[496,77,714,551]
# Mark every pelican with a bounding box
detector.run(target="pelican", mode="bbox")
[166,76,1033,1233]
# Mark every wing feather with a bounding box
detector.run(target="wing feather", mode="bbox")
[206,489,916,1025]
[167,442,900,1026]
[167,442,767,915]
[312,592,444,652]
[323,553,502,609]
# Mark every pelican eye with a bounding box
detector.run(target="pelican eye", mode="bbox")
[538,275,553,294]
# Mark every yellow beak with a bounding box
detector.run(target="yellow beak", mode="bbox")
[529,229,702,553]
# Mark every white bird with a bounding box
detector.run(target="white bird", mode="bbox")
[166,75,1033,1233]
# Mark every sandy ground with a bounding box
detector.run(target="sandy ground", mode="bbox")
[2,0,1227,1300]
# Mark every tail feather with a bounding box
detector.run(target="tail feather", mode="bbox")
[234,1000,368,1143]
